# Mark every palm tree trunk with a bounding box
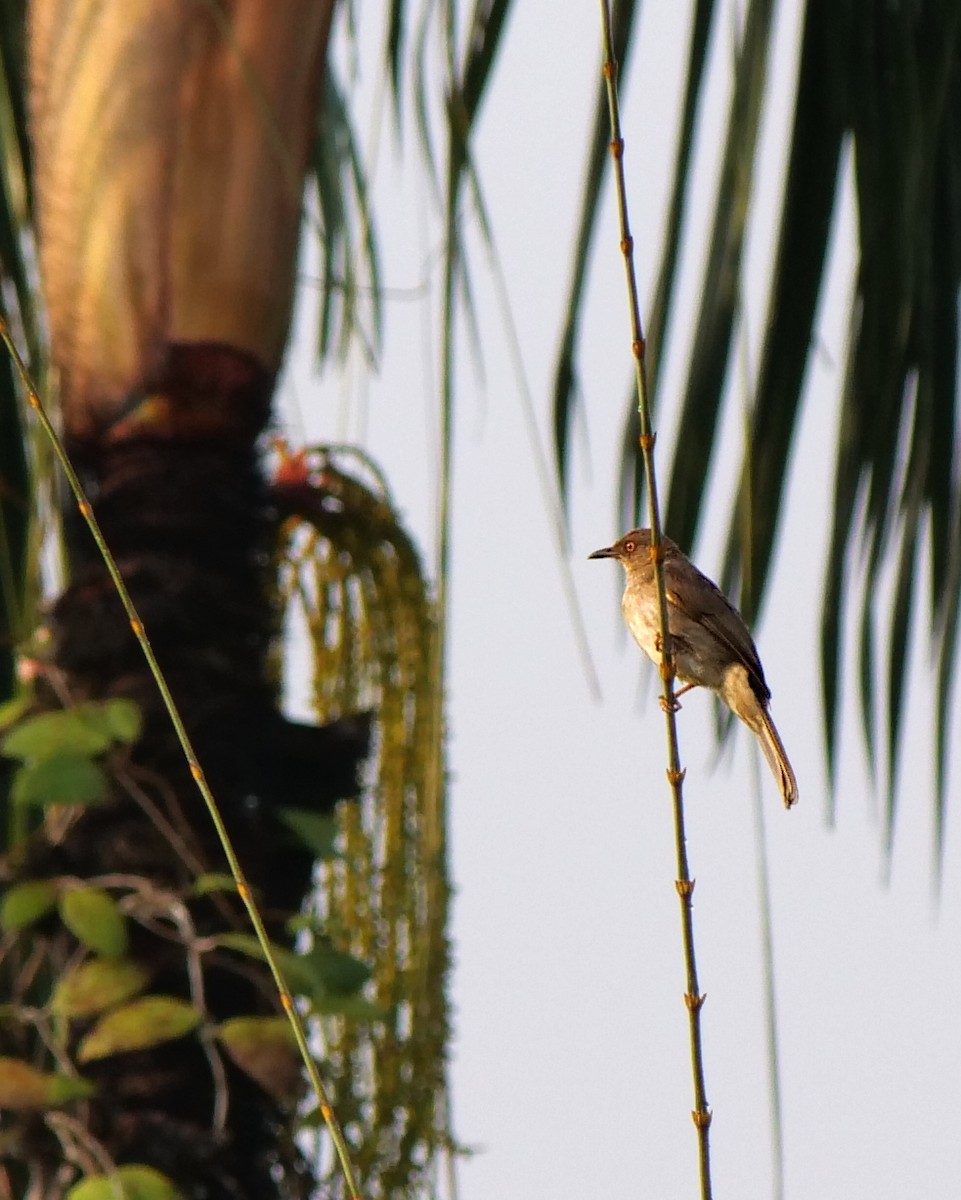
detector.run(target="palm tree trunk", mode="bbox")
[7,3,370,1196]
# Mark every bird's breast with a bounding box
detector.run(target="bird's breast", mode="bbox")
[622,580,727,690]
[621,585,662,664]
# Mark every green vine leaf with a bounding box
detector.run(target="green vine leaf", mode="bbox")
[302,942,372,997]
[189,872,237,896]
[11,753,109,807]
[1,699,142,762]
[217,933,309,993]
[100,697,142,745]
[312,993,384,1021]
[59,887,128,958]
[0,1056,95,1109]
[276,807,339,860]
[65,1164,185,1200]
[218,933,371,1004]
[77,996,203,1063]
[216,1016,303,1102]
[51,957,150,1018]
[0,692,31,730]
[0,878,60,931]
[1,707,113,759]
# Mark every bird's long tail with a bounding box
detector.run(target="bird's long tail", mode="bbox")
[755,707,798,808]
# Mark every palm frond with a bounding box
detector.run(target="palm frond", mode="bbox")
[552,0,641,499]
[385,0,407,121]
[554,0,961,853]
[810,5,961,841]
[661,0,776,554]
[619,0,716,531]
[0,0,36,724]
[313,68,383,367]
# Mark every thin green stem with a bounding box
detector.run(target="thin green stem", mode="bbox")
[597,5,713,1196]
[0,318,364,1200]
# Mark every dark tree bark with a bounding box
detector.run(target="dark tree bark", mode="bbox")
[2,4,373,1197]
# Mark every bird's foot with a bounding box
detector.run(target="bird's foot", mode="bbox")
[659,682,697,713]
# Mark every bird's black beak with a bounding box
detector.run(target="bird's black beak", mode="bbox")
[588,544,618,560]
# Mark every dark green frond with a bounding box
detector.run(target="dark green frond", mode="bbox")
[0,0,28,185]
[0,349,29,721]
[412,1,442,201]
[858,576,877,792]
[823,5,961,856]
[386,0,407,119]
[618,0,717,532]
[435,0,518,600]
[935,507,961,876]
[552,0,640,501]
[313,69,383,367]
[885,520,919,855]
[459,0,512,126]
[720,0,847,623]
[662,0,776,558]
[645,0,716,404]
[0,0,35,726]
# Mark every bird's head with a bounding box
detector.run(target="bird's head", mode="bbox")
[589,528,660,568]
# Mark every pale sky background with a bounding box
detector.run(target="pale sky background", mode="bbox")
[279,3,961,1197]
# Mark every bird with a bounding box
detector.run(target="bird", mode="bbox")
[590,528,798,808]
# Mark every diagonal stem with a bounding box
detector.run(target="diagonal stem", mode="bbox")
[596,5,713,1196]
[0,318,364,1200]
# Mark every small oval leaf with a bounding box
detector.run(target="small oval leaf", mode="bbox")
[60,887,128,958]
[12,754,109,807]
[0,1056,95,1109]
[312,994,384,1021]
[0,879,60,932]
[0,693,32,730]
[217,934,314,997]
[217,1016,302,1102]
[114,1166,185,1200]
[77,996,203,1062]
[102,698,142,745]
[217,935,371,1003]
[63,1180,116,1200]
[1,708,113,760]
[51,957,150,1018]
[276,808,339,859]
[66,1165,185,1200]
[190,873,237,896]
[303,944,371,997]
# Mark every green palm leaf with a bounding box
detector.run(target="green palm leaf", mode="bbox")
[551,0,961,857]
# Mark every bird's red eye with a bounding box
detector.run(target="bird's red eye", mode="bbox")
[624,540,635,553]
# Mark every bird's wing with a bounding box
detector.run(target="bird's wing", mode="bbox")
[664,557,771,701]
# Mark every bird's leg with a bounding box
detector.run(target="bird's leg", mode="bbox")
[658,681,697,714]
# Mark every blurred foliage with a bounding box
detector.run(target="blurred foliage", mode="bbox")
[0,0,36,733]
[0,684,377,1196]
[312,64,383,367]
